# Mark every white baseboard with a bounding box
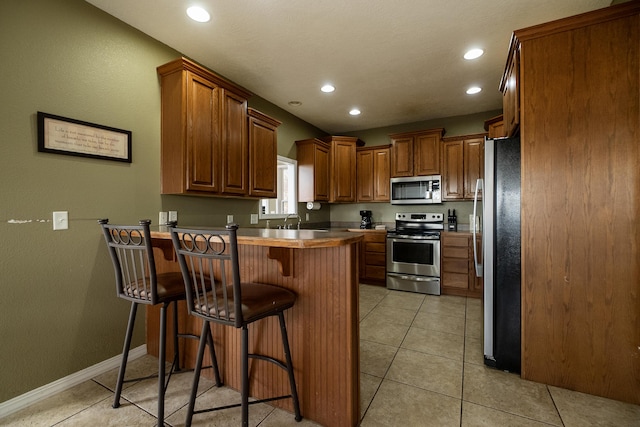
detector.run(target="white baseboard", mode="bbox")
[0,345,147,419]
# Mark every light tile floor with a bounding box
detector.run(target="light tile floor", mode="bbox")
[2,284,639,426]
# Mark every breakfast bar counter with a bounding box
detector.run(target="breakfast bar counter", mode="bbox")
[146,228,362,427]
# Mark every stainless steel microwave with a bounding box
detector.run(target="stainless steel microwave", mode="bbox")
[390,175,442,204]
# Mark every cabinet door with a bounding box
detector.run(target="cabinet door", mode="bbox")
[442,140,464,200]
[248,110,279,198]
[331,139,356,202]
[373,147,390,201]
[186,72,220,193]
[314,143,331,201]
[502,45,520,137]
[415,131,441,175]
[463,137,484,199]
[390,136,414,177]
[356,149,374,202]
[220,90,248,195]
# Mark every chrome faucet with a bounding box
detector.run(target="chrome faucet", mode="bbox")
[283,214,302,230]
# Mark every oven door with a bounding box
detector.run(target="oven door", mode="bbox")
[386,235,440,277]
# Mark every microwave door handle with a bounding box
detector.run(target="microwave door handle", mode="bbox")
[473,178,483,277]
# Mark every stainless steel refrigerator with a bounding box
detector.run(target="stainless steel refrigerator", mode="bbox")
[473,136,521,373]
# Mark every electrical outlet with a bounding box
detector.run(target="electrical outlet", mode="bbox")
[227,215,234,224]
[250,214,258,224]
[168,211,178,222]
[159,211,168,225]
[53,211,68,230]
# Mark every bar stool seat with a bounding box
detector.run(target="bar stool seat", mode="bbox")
[170,224,302,427]
[99,219,221,427]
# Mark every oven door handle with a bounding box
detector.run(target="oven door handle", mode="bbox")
[387,273,439,282]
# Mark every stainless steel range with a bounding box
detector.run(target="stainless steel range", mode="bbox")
[386,212,443,295]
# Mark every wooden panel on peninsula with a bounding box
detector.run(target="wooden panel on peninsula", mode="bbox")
[147,228,362,427]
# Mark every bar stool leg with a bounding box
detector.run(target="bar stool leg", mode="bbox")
[158,303,168,426]
[113,302,137,408]
[185,321,210,427]
[241,325,249,427]
[279,312,302,421]
[172,301,181,372]
[205,328,222,386]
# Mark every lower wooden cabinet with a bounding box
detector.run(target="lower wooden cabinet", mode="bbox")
[349,230,387,286]
[441,232,482,298]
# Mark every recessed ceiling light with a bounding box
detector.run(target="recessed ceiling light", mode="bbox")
[321,84,335,93]
[464,48,484,60]
[288,101,302,107]
[349,109,361,116]
[466,86,482,94]
[186,6,210,23]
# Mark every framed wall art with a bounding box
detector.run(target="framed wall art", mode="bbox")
[37,112,132,163]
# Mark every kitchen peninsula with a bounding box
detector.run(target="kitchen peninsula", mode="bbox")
[147,228,363,427]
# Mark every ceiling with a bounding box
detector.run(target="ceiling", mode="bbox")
[86,0,611,134]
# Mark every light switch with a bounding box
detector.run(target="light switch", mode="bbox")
[53,211,68,230]
[227,215,234,224]
[250,214,258,224]
[168,211,178,222]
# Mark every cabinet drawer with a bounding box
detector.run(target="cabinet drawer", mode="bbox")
[363,233,386,243]
[365,242,386,253]
[442,272,468,289]
[442,258,468,274]
[442,246,469,259]
[442,235,469,247]
[365,252,385,266]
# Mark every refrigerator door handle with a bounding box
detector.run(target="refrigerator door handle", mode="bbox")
[473,178,483,277]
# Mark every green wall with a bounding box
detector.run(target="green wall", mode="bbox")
[0,0,500,404]
[0,0,323,403]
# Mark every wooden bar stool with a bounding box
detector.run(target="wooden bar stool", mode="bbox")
[170,224,302,427]
[99,219,221,426]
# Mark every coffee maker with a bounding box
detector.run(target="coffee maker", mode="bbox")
[360,210,372,229]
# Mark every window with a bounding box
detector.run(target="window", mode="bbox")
[259,156,297,219]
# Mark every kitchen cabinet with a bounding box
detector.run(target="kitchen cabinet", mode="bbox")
[441,134,484,201]
[484,114,505,139]
[296,139,330,202]
[248,108,281,198]
[356,145,391,202]
[390,128,444,177]
[440,232,481,298]
[157,57,251,196]
[297,136,359,203]
[322,136,358,202]
[511,2,640,405]
[348,229,387,286]
[501,42,520,137]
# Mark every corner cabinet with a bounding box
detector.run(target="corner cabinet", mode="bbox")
[296,139,330,202]
[441,134,484,201]
[248,108,281,198]
[297,136,358,203]
[390,128,444,177]
[356,145,391,202]
[157,57,252,196]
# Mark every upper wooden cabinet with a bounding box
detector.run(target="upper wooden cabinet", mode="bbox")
[157,57,252,196]
[390,128,444,177]
[484,114,506,139]
[442,134,484,201]
[322,136,358,203]
[500,41,520,137]
[356,145,391,202]
[248,108,281,198]
[296,139,330,202]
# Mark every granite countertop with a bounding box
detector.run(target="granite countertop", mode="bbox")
[150,226,363,249]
